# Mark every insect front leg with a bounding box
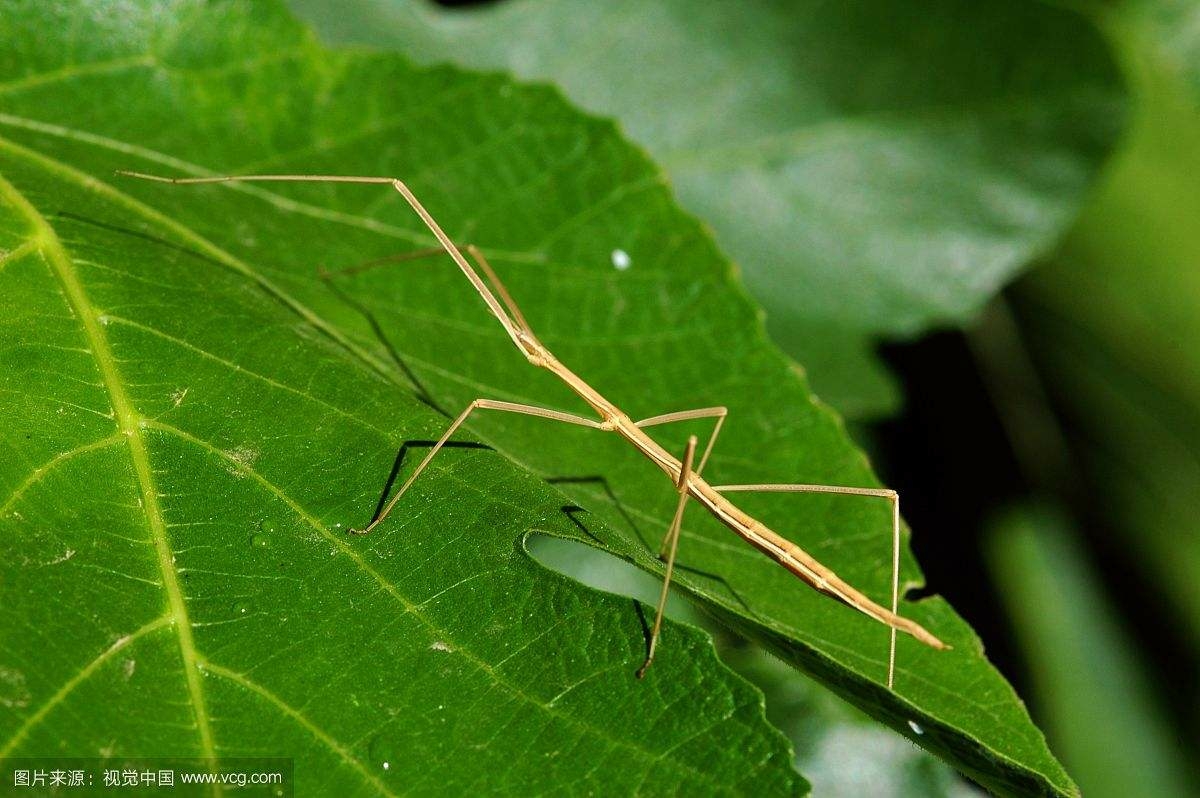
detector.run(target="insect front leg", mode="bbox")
[353,399,608,535]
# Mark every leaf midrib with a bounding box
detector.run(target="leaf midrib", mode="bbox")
[0,173,218,762]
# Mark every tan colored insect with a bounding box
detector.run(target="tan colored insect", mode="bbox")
[119,170,949,686]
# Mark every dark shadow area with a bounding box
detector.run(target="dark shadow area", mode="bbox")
[57,210,221,266]
[547,474,649,549]
[318,273,446,415]
[904,584,938,602]
[558,505,605,546]
[875,329,1027,685]
[632,599,653,676]
[1009,296,1200,748]
[876,317,1200,752]
[363,439,489,527]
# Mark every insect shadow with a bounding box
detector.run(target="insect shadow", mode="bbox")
[317,274,444,415]
[364,438,488,526]
[320,269,757,616]
[56,210,219,264]
[363,438,754,615]
[59,208,445,417]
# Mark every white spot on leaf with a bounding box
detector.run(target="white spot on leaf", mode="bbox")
[0,667,30,708]
[224,444,260,476]
[46,548,75,565]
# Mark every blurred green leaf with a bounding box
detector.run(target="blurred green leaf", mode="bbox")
[0,0,1071,793]
[720,644,980,798]
[290,0,1125,419]
[1018,0,1200,648]
[1123,0,1200,93]
[987,504,1191,798]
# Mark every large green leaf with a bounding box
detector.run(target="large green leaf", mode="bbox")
[289,0,1125,418]
[0,11,803,798]
[0,1,1069,794]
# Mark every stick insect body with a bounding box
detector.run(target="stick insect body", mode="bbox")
[119,170,949,687]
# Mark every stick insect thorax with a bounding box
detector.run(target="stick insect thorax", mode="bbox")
[117,169,949,658]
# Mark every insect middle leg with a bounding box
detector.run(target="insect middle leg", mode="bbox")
[635,406,726,557]
[635,406,727,475]
[637,434,699,679]
[714,482,903,689]
[353,399,608,535]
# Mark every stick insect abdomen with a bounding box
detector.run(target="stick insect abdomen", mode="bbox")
[688,480,949,649]
[606,415,947,649]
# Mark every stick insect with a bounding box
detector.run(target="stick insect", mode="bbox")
[118,170,949,687]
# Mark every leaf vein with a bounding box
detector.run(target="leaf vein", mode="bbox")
[0,616,171,758]
[197,660,398,798]
[147,419,729,788]
[0,173,218,766]
[0,433,125,515]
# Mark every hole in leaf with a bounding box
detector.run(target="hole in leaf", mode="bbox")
[525,533,703,626]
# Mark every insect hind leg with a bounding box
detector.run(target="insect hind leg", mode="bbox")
[714,482,903,689]
[637,435,699,679]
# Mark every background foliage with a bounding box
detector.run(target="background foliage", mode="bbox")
[292,0,1124,420]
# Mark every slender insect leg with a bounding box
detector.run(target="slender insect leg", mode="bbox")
[714,482,903,689]
[636,407,727,556]
[319,243,534,328]
[353,399,607,536]
[637,435,699,679]
[116,171,535,354]
[635,406,727,476]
